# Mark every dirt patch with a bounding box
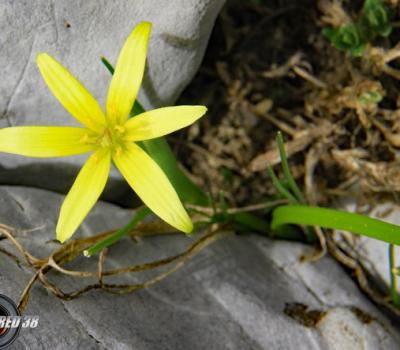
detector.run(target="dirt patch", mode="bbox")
[351,306,376,324]
[176,0,400,210]
[284,302,326,327]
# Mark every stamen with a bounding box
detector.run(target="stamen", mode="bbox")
[115,146,123,157]
[114,125,126,134]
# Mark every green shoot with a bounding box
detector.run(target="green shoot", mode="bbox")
[359,91,383,105]
[323,24,366,57]
[100,56,115,75]
[322,0,392,56]
[276,132,306,204]
[84,207,152,257]
[267,133,315,242]
[362,0,392,38]
[267,166,298,204]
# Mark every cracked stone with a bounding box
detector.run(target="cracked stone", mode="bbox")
[0,186,399,349]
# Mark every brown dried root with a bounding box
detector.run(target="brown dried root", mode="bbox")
[318,0,352,27]
[365,45,400,80]
[300,144,328,262]
[249,118,334,172]
[262,52,304,79]
[262,52,327,89]
[326,234,400,317]
[0,223,231,313]
[370,114,400,147]
[332,149,400,192]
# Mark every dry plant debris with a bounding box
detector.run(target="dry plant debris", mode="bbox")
[177,0,400,209]
[174,0,400,314]
[0,223,230,313]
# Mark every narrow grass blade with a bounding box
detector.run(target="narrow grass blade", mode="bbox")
[276,132,306,204]
[272,205,400,245]
[267,166,298,203]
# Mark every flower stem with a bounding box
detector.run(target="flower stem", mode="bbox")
[84,207,151,257]
[389,243,399,308]
[267,165,298,203]
[100,56,114,74]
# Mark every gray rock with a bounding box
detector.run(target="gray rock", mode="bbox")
[0,186,399,349]
[0,0,224,201]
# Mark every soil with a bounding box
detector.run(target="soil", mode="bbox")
[176,0,400,212]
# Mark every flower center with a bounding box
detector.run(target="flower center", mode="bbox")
[96,125,126,152]
[100,128,114,148]
[80,125,125,153]
[80,125,127,154]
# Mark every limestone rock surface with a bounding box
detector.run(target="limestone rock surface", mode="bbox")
[0,186,398,349]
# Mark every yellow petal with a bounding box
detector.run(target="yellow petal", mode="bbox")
[56,149,111,242]
[124,106,207,141]
[0,126,96,157]
[113,143,193,233]
[106,22,152,126]
[36,53,106,133]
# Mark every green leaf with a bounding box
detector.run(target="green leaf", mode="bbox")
[359,91,383,105]
[322,24,366,57]
[139,137,208,206]
[271,205,400,245]
[362,0,392,37]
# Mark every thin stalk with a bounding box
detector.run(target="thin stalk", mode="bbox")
[100,56,115,74]
[276,132,306,204]
[267,166,298,203]
[84,207,151,257]
[389,244,399,308]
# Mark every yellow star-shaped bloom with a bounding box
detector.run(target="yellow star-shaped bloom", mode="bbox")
[0,22,207,242]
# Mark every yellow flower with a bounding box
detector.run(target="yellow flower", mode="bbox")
[0,22,207,242]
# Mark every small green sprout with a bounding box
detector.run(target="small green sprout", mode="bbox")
[323,0,392,56]
[362,0,392,38]
[358,90,383,105]
[323,24,366,57]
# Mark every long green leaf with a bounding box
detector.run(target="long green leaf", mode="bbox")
[272,205,400,245]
